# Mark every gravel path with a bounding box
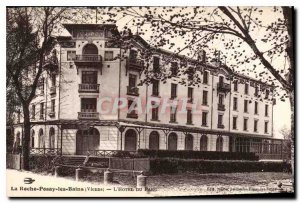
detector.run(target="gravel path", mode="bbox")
[6,169,293,197]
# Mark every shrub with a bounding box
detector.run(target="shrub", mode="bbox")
[138,149,259,161]
[150,158,291,174]
[29,154,57,173]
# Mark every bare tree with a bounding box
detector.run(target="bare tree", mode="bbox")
[97,6,294,178]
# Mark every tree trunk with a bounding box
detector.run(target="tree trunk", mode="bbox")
[289,89,294,185]
[22,104,31,171]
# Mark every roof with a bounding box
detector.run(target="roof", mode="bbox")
[132,35,274,88]
[59,24,273,88]
[62,24,117,32]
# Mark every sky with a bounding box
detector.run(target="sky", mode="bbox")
[58,6,292,138]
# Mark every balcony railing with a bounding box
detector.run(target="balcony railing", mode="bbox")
[78,84,100,93]
[74,55,102,66]
[127,58,144,71]
[217,124,225,129]
[78,112,99,120]
[127,86,139,96]
[50,86,56,95]
[48,112,55,118]
[127,112,138,119]
[218,104,226,111]
[30,148,62,155]
[217,82,231,93]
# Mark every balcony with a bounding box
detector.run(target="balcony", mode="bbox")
[126,58,144,72]
[127,86,139,96]
[218,104,226,111]
[48,112,55,118]
[74,55,102,67]
[217,82,231,93]
[187,97,193,103]
[78,84,100,93]
[217,124,225,129]
[78,112,99,120]
[127,112,138,119]
[50,86,56,95]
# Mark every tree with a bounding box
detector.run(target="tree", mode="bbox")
[97,6,294,178]
[6,7,70,170]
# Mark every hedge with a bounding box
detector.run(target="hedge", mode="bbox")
[137,149,259,161]
[150,158,291,174]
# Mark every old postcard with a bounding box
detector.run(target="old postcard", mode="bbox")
[6,6,294,197]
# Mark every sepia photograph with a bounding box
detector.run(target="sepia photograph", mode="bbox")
[5,5,295,198]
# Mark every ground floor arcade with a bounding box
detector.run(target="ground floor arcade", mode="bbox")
[10,120,288,160]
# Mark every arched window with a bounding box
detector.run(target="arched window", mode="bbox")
[38,129,44,148]
[216,136,223,152]
[184,134,193,150]
[76,128,100,155]
[149,131,160,150]
[49,128,55,149]
[82,44,98,55]
[168,133,178,150]
[200,135,208,151]
[124,129,137,151]
[31,130,35,148]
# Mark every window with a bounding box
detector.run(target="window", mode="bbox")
[188,87,193,103]
[255,86,259,96]
[40,102,44,119]
[216,136,223,152]
[171,83,177,99]
[203,71,209,84]
[202,112,208,126]
[128,100,137,116]
[51,99,55,113]
[254,101,258,114]
[219,76,224,84]
[31,104,35,119]
[265,104,269,116]
[218,114,223,128]
[244,100,248,113]
[129,74,137,87]
[67,51,76,61]
[82,71,97,84]
[104,51,114,61]
[187,109,193,124]
[200,135,208,151]
[171,62,178,76]
[202,90,208,105]
[244,83,249,94]
[17,110,21,123]
[49,128,55,149]
[233,97,238,111]
[233,117,237,130]
[51,74,56,87]
[265,89,270,99]
[152,105,159,121]
[153,56,160,72]
[243,118,248,131]
[264,121,269,133]
[152,80,159,96]
[83,44,98,55]
[170,106,177,123]
[81,98,97,112]
[233,80,238,92]
[129,49,138,60]
[219,94,224,105]
[39,78,45,94]
[254,120,258,132]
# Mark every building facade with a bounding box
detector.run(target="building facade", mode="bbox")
[12,24,282,158]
